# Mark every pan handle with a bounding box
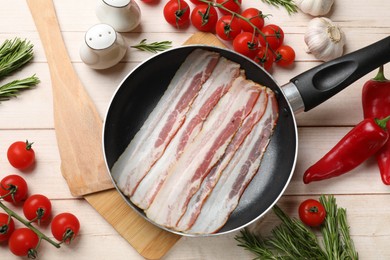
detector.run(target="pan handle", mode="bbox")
[287,36,390,112]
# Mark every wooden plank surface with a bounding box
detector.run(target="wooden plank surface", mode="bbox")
[0,0,390,259]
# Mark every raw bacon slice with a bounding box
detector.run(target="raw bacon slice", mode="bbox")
[111,49,220,196]
[175,85,268,231]
[187,89,278,234]
[145,76,261,228]
[130,57,241,209]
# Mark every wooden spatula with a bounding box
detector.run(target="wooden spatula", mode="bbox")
[26,0,180,258]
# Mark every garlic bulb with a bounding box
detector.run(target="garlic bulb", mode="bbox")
[304,17,345,62]
[295,0,334,16]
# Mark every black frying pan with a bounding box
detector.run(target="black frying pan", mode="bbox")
[103,36,390,236]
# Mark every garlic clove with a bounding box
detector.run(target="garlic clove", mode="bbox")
[295,0,335,16]
[304,17,345,62]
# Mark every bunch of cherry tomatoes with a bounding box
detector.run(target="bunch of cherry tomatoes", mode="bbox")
[163,0,296,71]
[0,140,80,258]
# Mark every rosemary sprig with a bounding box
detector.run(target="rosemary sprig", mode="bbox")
[261,0,298,15]
[320,195,358,260]
[0,74,40,101]
[320,195,342,259]
[0,38,34,79]
[131,39,172,53]
[235,195,358,260]
[269,205,327,259]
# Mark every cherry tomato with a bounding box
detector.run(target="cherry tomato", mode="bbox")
[7,140,35,170]
[8,228,39,258]
[253,46,274,72]
[191,4,218,32]
[233,32,259,59]
[239,8,265,33]
[51,213,80,244]
[258,24,284,50]
[298,199,326,227]
[23,194,52,223]
[215,15,242,41]
[0,213,15,242]
[163,0,191,28]
[275,45,295,67]
[215,0,241,15]
[0,175,28,204]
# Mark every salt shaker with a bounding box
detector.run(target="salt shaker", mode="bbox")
[96,0,141,33]
[79,23,128,70]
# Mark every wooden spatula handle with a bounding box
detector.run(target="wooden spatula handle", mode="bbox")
[26,0,113,196]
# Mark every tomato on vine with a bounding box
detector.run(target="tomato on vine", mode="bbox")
[7,140,36,170]
[23,194,52,224]
[259,24,284,50]
[0,175,28,204]
[215,15,242,41]
[254,46,274,72]
[0,212,15,242]
[275,45,295,67]
[215,0,241,15]
[163,0,191,28]
[8,228,39,258]
[191,4,218,32]
[298,199,326,227]
[233,32,259,59]
[239,8,265,33]
[51,213,80,244]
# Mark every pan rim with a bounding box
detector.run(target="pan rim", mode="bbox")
[102,45,298,237]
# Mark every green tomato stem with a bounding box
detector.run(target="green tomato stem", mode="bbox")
[199,0,267,39]
[0,200,61,248]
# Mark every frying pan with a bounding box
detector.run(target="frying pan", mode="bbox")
[103,36,390,236]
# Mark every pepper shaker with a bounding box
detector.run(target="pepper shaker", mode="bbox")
[96,0,141,32]
[79,23,128,70]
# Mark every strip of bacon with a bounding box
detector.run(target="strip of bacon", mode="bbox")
[187,89,278,234]
[145,76,261,228]
[111,49,220,196]
[130,57,241,209]
[175,84,268,231]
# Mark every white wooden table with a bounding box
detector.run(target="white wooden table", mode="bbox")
[1,0,390,259]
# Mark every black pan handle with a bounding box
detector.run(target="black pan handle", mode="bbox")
[290,36,390,111]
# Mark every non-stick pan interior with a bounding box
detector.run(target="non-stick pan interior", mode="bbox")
[103,45,297,235]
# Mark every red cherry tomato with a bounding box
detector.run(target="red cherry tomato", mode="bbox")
[163,0,191,28]
[253,46,274,72]
[259,24,284,50]
[275,45,295,67]
[51,213,80,244]
[239,8,265,33]
[23,194,52,223]
[215,0,241,15]
[233,32,259,59]
[215,15,242,41]
[8,228,39,258]
[0,175,28,204]
[0,213,15,242]
[298,199,326,227]
[7,140,35,170]
[191,4,218,32]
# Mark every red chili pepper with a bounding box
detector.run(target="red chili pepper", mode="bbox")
[362,65,390,184]
[303,116,390,184]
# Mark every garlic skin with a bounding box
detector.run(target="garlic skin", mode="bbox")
[304,17,345,62]
[295,0,335,16]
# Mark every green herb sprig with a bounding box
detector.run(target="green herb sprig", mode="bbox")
[0,38,34,80]
[131,39,172,53]
[0,75,40,101]
[235,195,358,260]
[261,0,298,14]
